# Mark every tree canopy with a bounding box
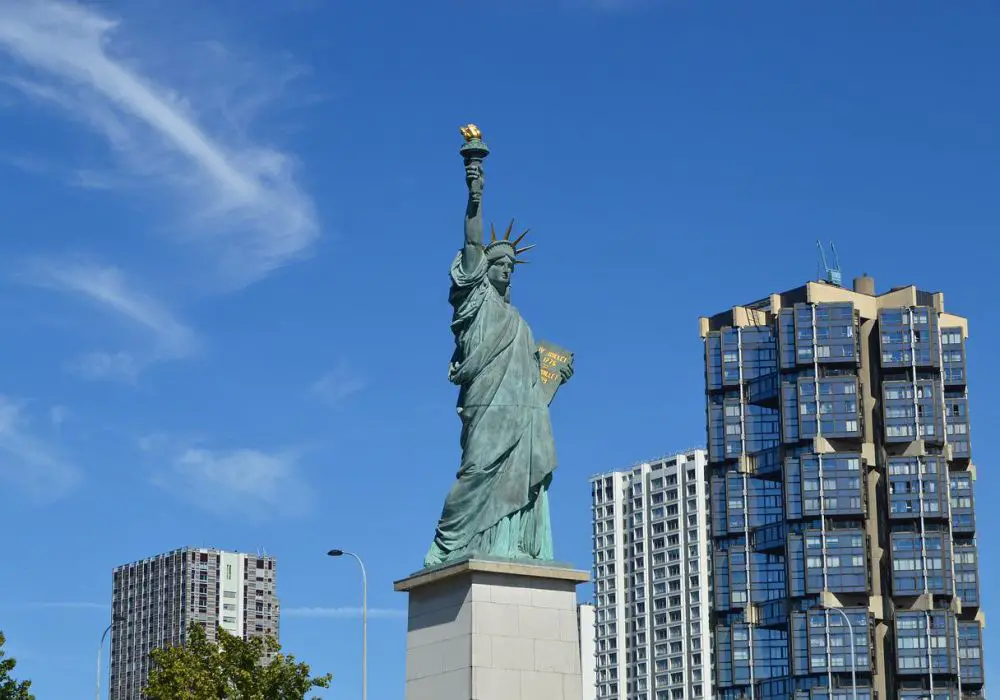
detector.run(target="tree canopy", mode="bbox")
[144,623,331,700]
[0,631,35,700]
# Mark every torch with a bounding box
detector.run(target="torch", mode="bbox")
[459,123,490,166]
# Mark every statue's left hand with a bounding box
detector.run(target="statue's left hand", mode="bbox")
[559,359,574,383]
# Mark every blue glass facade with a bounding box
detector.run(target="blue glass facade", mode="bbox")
[877,306,984,699]
[703,285,985,699]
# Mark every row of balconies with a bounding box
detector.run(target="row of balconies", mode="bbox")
[707,304,967,389]
[713,609,985,689]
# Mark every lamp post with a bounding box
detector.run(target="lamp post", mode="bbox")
[826,607,858,700]
[96,615,124,700]
[327,549,367,700]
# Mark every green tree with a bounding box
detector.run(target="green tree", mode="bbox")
[144,623,331,700]
[0,631,35,700]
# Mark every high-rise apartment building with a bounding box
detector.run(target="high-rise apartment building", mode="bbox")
[109,547,279,700]
[700,275,985,700]
[590,449,714,700]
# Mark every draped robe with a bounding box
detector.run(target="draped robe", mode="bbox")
[423,252,557,567]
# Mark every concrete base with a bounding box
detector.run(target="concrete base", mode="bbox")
[394,557,590,700]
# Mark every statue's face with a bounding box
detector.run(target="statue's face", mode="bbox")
[487,255,514,297]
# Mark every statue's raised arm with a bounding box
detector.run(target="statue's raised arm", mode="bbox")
[459,124,487,273]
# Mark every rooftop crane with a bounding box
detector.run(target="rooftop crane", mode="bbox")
[817,240,842,287]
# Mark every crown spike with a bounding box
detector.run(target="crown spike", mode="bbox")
[515,244,536,255]
[514,259,529,265]
[490,222,497,243]
[512,228,531,246]
[504,219,515,240]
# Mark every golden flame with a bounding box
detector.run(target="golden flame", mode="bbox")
[459,124,482,142]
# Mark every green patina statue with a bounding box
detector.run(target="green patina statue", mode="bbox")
[423,125,575,568]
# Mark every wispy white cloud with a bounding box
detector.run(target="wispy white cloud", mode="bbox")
[0,152,52,175]
[2,602,405,619]
[0,151,126,190]
[17,259,197,381]
[68,351,142,383]
[283,607,406,620]
[0,0,319,289]
[49,405,68,428]
[141,436,313,516]
[1,601,106,611]
[0,396,80,500]
[5,602,403,618]
[310,363,366,406]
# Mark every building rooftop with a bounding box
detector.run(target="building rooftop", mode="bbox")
[699,276,966,338]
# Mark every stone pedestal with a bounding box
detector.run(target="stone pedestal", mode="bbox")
[394,557,590,700]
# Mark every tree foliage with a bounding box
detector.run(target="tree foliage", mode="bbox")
[0,631,35,700]
[144,623,331,700]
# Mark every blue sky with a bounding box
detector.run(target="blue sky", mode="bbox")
[0,0,997,697]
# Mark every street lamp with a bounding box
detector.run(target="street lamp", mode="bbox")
[327,549,367,700]
[96,614,124,700]
[826,607,858,700]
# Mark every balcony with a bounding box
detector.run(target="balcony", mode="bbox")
[747,371,780,408]
[879,306,941,371]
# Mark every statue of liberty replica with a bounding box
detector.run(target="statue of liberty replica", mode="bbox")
[424,125,575,568]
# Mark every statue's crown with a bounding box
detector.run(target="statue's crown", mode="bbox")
[485,219,534,265]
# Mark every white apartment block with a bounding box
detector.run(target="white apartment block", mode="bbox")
[109,547,279,700]
[590,449,713,700]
